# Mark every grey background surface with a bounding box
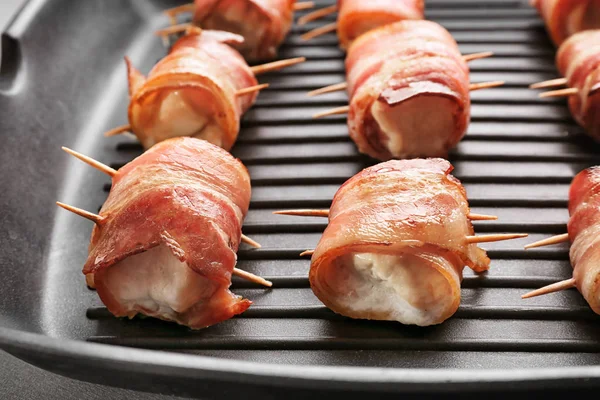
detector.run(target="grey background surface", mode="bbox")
[0,1,185,398]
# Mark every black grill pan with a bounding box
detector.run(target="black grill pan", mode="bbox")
[3,0,600,398]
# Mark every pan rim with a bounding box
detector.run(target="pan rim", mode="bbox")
[3,0,600,394]
[2,326,600,393]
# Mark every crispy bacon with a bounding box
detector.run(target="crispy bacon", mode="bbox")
[83,137,253,329]
[555,30,600,139]
[309,158,490,326]
[531,0,600,46]
[193,0,295,61]
[337,0,424,49]
[127,29,257,151]
[567,166,600,314]
[345,21,470,161]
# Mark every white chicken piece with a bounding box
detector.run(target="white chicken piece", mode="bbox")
[131,88,225,150]
[329,252,459,327]
[99,244,218,321]
[371,94,459,159]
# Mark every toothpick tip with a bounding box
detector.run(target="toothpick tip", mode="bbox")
[235,83,270,96]
[232,268,272,287]
[523,233,569,249]
[273,209,329,217]
[296,4,337,26]
[307,82,348,97]
[104,124,132,137]
[469,81,505,91]
[300,22,337,41]
[463,51,494,62]
[250,57,306,75]
[467,213,499,221]
[241,234,262,249]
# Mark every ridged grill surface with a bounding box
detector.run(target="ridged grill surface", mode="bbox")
[11,0,600,370]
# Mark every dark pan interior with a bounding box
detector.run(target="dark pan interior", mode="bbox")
[3,0,600,397]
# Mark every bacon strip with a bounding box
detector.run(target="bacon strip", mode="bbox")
[84,137,253,329]
[337,0,424,49]
[555,30,600,139]
[193,0,295,61]
[345,21,471,160]
[531,0,600,46]
[309,158,490,326]
[566,166,600,314]
[127,29,257,151]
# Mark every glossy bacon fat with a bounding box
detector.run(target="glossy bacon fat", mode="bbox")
[531,0,600,46]
[127,29,257,151]
[83,137,252,329]
[193,0,295,61]
[345,21,471,161]
[337,0,424,49]
[556,30,600,139]
[567,166,600,314]
[309,158,490,326]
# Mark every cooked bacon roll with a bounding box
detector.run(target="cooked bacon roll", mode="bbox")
[192,0,295,61]
[531,0,600,46]
[309,158,490,327]
[83,137,253,329]
[567,166,600,314]
[555,30,600,139]
[127,29,257,151]
[337,0,424,49]
[345,20,471,161]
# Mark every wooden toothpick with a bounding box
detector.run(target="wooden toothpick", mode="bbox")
[233,268,272,287]
[465,233,528,244]
[250,57,306,75]
[469,81,505,91]
[241,234,262,249]
[293,1,315,11]
[297,4,337,25]
[307,82,348,97]
[467,213,498,221]
[273,209,330,217]
[539,87,579,98]
[523,233,569,249]
[235,83,270,96]
[56,202,105,225]
[104,124,132,137]
[62,147,117,177]
[462,51,494,62]
[529,77,567,90]
[521,277,576,299]
[301,22,337,41]
[313,105,350,119]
